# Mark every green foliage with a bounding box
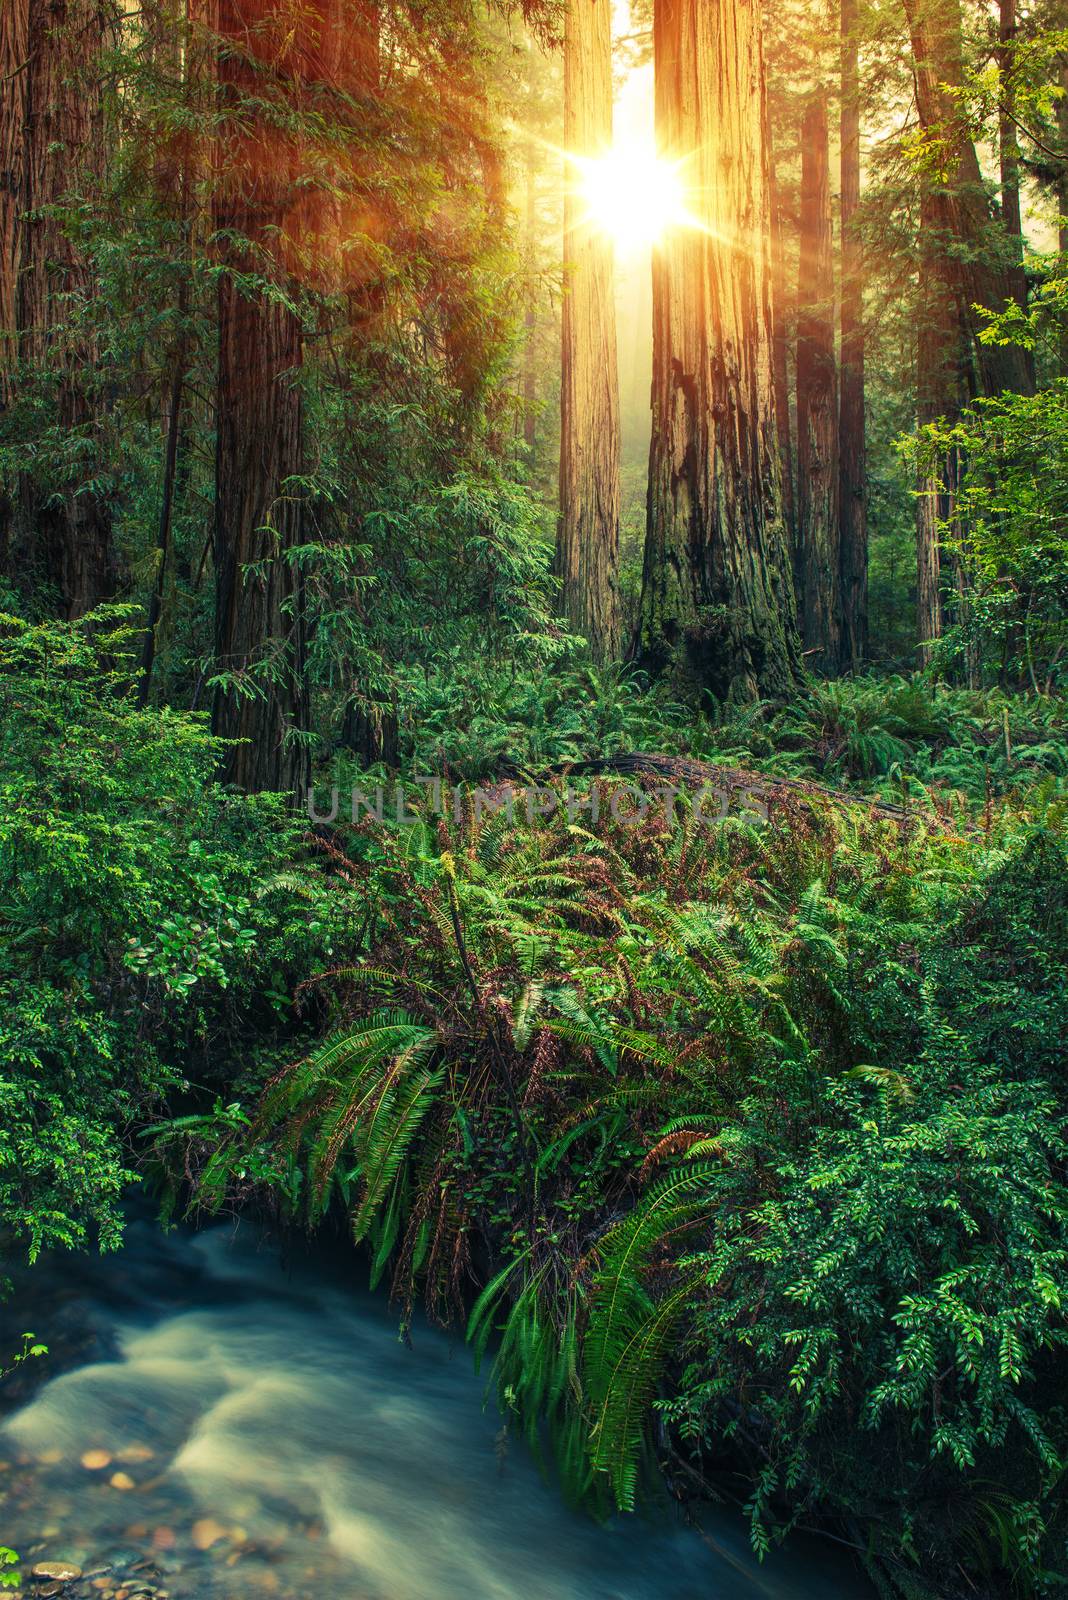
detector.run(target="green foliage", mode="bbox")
[163,764,1068,1594]
[908,384,1068,693]
[0,611,341,1259]
[698,673,1068,801]
[0,1333,49,1377]
[367,658,690,778]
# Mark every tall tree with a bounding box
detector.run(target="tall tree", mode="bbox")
[2,0,119,616]
[769,135,797,557]
[0,0,28,410]
[902,0,1034,666]
[997,0,1023,250]
[638,0,798,700]
[556,0,621,663]
[210,0,331,796]
[522,137,539,454]
[795,95,840,672]
[1060,54,1068,379]
[901,0,1033,397]
[0,0,29,574]
[914,191,959,666]
[838,0,867,670]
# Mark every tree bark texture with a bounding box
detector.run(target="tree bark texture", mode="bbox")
[557,0,621,663]
[3,0,118,616]
[638,0,798,701]
[838,0,867,671]
[769,131,796,556]
[210,0,328,796]
[997,0,1023,249]
[901,0,1033,397]
[914,187,960,667]
[795,96,839,673]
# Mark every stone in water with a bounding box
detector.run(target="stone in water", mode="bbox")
[191,1519,227,1551]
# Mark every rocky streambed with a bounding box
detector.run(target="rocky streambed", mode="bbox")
[1,1220,870,1600]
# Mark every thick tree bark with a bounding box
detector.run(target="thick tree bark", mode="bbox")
[637,0,798,701]
[210,0,321,797]
[557,0,621,663]
[901,0,1033,397]
[4,0,118,616]
[838,0,867,671]
[795,97,839,673]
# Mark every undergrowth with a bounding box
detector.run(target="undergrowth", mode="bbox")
[158,775,1068,1598]
[331,660,1068,814]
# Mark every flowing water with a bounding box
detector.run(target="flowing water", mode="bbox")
[0,1220,869,1599]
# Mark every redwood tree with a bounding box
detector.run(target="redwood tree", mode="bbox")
[901,0,1033,398]
[838,0,867,671]
[1060,56,1068,379]
[914,191,959,666]
[2,0,118,616]
[209,0,341,796]
[795,95,839,673]
[769,133,796,556]
[0,0,28,409]
[902,0,1031,667]
[638,0,798,700]
[997,0,1023,254]
[556,0,621,663]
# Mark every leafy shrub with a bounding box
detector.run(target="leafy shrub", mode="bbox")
[0,610,341,1259]
[908,382,1068,693]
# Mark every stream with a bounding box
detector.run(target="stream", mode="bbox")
[0,1220,870,1599]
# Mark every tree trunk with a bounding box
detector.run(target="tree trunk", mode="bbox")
[1060,59,1068,379]
[557,0,621,664]
[901,0,1033,397]
[138,311,188,708]
[0,0,28,409]
[637,0,798,701]
[7,0,118,616]
[769,132,796,556]
[0,0,29,570]
[210,0,319,797]
[795,96,839,673]
[914,190,960,667]
[523,138,538,455]
[997,0,1022,249]
[838,0,867,671]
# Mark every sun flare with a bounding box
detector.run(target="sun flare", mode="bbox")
[574,139,688,253]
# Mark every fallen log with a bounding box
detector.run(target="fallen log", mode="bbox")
[543,751,914,823]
